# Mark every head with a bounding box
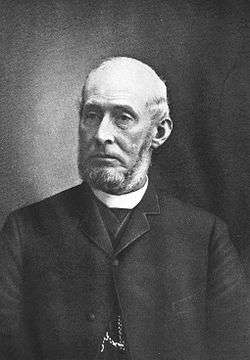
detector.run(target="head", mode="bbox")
[78,57,173,194]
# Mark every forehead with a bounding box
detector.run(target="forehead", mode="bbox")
[84,66,155,112]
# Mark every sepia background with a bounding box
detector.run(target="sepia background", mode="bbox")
[0,0,249,267]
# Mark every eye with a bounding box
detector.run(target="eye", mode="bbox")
[84,111,101,122]
[115,113,134,128]
[120,114,133,121]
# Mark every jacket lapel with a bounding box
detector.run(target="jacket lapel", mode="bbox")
[77,184,113,255]
[115,182,160,255]
[38,182,160,257]
[76,182,160,256]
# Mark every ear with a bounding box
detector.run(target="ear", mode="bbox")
[151,118,173,149]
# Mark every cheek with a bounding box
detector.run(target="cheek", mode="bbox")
[120,130,150,154]
[79,126,93,144]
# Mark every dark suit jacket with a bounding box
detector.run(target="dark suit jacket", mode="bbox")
[0,182,249,360]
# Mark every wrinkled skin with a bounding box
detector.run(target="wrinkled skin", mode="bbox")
[78,65,157,194]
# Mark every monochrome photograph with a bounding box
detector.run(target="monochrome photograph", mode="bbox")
[0,1,249,359]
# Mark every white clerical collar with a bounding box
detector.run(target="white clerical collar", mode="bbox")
[92,177,148,209]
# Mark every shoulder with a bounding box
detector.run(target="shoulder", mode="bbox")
[14,183,84,212]
[157,187,216,222]
[3,183,89,232]
[154,188,242,278]
[154,187,227,238]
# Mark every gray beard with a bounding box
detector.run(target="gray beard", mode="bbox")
[78,147,152,195]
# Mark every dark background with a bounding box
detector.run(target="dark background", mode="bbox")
[0,0,249,267]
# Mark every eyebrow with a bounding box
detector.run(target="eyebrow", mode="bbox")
[113,105,138,119]
[84,102,139,119]
[83,103,102,111]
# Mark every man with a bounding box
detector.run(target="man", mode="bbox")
[0,57,249,360]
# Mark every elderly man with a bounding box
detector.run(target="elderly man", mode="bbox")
[0,57,249,360]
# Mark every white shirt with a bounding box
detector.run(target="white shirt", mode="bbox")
[92,177,148,209]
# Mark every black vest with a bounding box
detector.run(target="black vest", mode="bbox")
[95,198,131,360]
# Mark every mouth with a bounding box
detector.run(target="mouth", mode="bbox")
[89,154,122,163]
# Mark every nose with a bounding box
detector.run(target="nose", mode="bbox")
[95,112,114,145]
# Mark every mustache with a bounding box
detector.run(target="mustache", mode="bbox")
[88,152,123,162]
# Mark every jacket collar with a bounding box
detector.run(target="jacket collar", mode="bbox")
[78,181,160,256]
[114,180,160,255]
[77,184,113,255]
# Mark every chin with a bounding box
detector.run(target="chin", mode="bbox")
[78,149,151,194]
[79,165,127,194]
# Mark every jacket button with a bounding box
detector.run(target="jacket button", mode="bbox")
[87,312,96,321]
[112,259,119,266]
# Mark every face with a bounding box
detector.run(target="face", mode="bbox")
[78,67,156,194]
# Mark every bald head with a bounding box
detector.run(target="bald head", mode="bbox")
[80,57,171,123]
[87,57,166,100]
